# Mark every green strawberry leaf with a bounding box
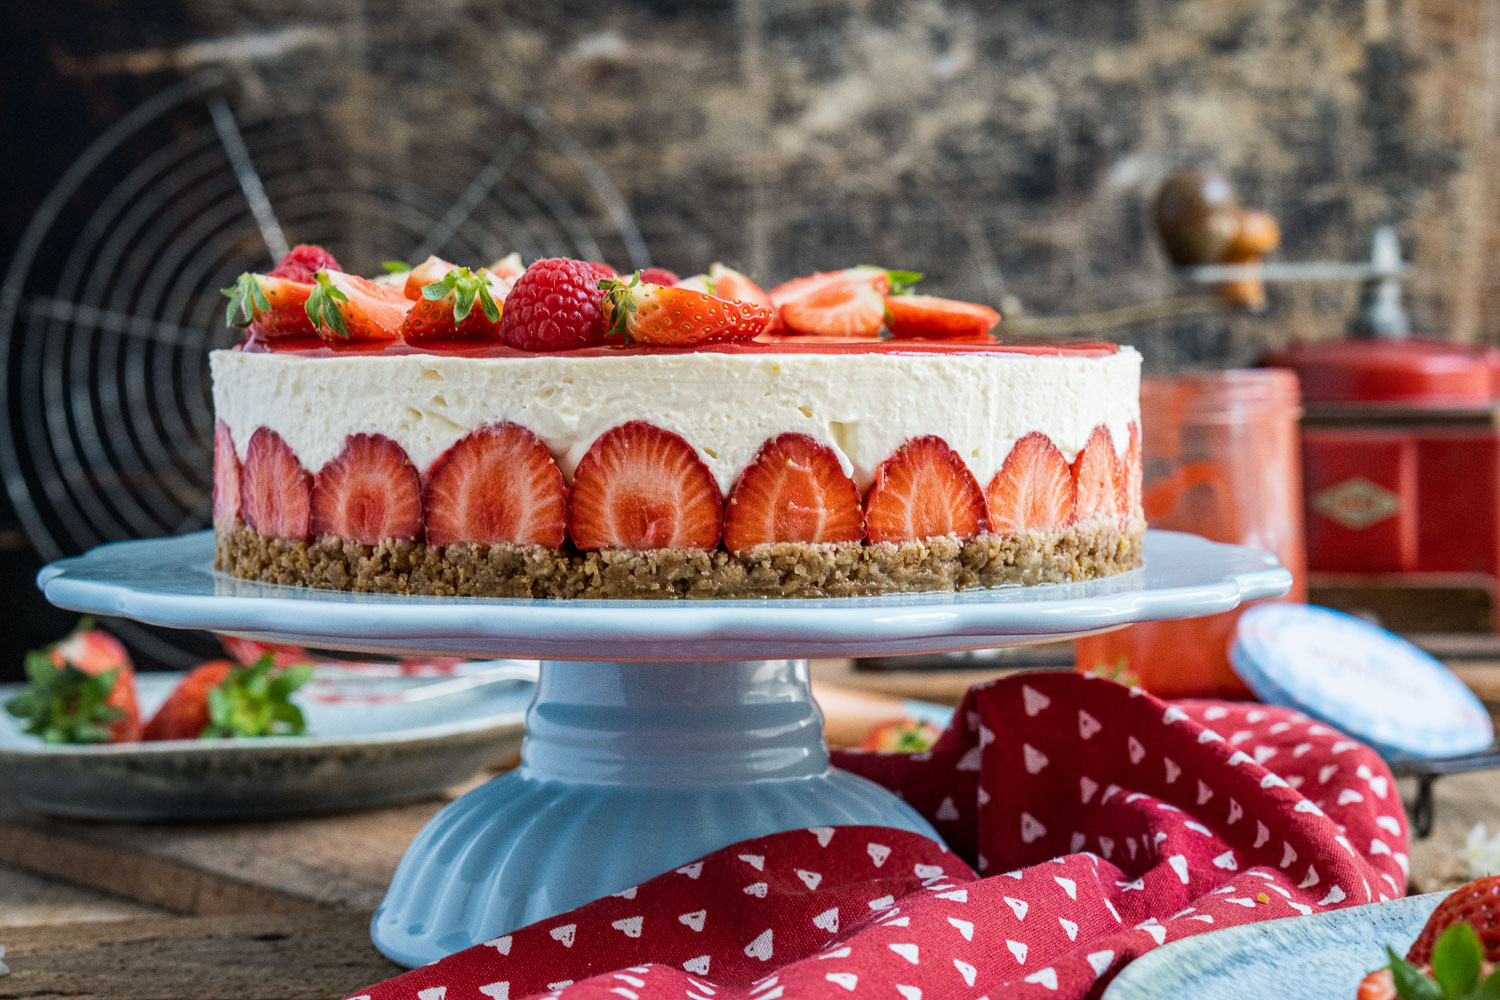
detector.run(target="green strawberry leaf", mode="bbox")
[304,269,349,338]
[600,272,642,343]
[4,651,123,744]
[221,272,270,328]
[883,269,924,295]
[201,654,313,739]
[1433,924,1483,997]
[1473,968,1500,1000]
[476,282,501,323]
[382,260,412,273]
[1388,948,1443,1000]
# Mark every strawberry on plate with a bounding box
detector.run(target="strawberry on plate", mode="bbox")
[986,432,1076,535]
[601,273,773,345]
[723,433,863,553]
[864,435,988,544]
[311,433,423,545]
[399,267,506,342]
[143,655,313,741]
[1362,875,1500,998]
[885,294,1000,339]
[424,423,568,548]
[213,421,241,527]
[859,718,943,752]
[240,427,312,541]
[569,421,723,550]
[4,619,141,743]
[1073,425,1125,526]
[304,269,411,344]
[499,257,609,351]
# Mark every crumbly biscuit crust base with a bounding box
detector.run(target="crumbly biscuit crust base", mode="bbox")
[214,520,1146,600]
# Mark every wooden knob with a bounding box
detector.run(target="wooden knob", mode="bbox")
[1154,169,1242,265]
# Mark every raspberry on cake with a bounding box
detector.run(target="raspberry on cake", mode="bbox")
[211,249,1144,599]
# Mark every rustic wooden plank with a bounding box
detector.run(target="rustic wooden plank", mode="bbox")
[0,864,166,927]
[0,912,399,1000]
[0,797,444,915]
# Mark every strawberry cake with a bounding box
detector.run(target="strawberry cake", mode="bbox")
[211,247,1143,598]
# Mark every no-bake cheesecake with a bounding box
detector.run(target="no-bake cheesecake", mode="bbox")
[211,248,1143,598]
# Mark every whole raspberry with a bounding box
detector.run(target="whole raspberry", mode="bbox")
[499,257,608,351]
[588,261,619,278]
[640,267,679,286]
[268,244,342,283]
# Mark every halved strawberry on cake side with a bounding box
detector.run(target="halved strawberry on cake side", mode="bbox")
[864,436,988,545]
[723,434,864,554]
[569,422,723,551]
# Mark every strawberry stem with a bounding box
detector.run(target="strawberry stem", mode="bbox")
[423,267,502,324]
[304,269,349,338]
[600,272,642,343]
[382,260,412,273]
[201,653,314,739]
[221,272,270,329]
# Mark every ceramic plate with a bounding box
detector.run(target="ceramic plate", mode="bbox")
[0,670,532,820]
[37,530,1291,660]
[1104,893,1445,1000]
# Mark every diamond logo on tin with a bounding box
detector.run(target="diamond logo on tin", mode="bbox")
[1312,476,1400,530]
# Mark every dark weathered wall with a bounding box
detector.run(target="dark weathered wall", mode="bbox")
[10,0,1500,371]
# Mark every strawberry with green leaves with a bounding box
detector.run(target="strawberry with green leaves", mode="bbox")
[399,267,507,342]
[1360,876,1500,999]
[600,272,773,345]
[303,269,411,345]
[4,619,141,743]
[221,245,343,342]
[143,654,313,741]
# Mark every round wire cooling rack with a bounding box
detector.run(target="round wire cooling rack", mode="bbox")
[0,58,650,666]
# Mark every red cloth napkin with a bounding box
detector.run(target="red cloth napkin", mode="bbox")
[347,673,1408,1000]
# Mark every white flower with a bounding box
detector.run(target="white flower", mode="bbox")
[1466,822,1500,878]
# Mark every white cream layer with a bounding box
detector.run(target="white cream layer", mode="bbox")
[211,347,1141,492]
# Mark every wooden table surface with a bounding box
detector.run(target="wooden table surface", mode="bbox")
[3,657,1498,1000]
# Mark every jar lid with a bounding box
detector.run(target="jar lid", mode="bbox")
[1230,604,1494,758]
[1261,339,1499,405]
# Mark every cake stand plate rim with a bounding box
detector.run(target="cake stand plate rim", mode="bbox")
[36,530,1291,659]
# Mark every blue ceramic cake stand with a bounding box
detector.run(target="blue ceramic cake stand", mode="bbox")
[38,529,1289,967]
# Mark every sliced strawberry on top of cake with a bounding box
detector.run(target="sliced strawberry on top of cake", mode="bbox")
[423,423,568,548]
[569,422,723,550]
[310,433,423,545]
[885,294,1000,340]
[723,433,864,554]
[1073,425,1125,526]
[304,269,411,344]
[864,435,987,544]
[400,267,506,342]
[601,275,773,345]
[771,266,919,338]
[240,427,312,541]
[221,245,345,342]
[401,255,457,300]
[986,432,1076,536]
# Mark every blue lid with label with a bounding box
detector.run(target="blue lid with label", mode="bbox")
[1230,604,1494,758]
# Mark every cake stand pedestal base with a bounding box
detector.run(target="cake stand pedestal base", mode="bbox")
[370,659,939,968]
